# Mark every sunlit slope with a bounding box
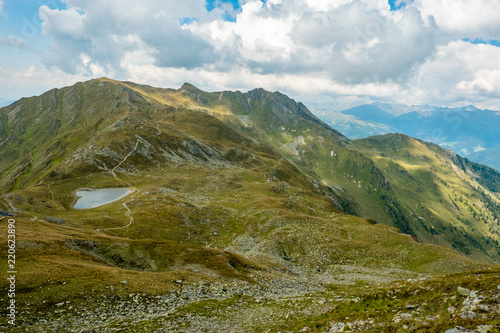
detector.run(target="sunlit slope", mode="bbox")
[352,134,500,262]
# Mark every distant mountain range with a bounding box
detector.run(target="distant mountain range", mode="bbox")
[316,102,500,171]
[0,98,13,107]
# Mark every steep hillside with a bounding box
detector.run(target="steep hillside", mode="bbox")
[163,84,434,239]
[352,134,500,262]
[0,79,151,192]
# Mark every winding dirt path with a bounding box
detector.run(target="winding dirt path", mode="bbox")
[110,139,139,182]
[101,139,142,231]
[101,201,134,231]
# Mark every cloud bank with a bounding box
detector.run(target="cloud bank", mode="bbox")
[10,0,500,109]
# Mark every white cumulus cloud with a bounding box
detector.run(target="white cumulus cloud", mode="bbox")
[39,0,212,74]
[411,0,500,39]
[396,40,500,109]
[188,0,437,84]
[39,0,437,84]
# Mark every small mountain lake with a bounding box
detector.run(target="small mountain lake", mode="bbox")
[73,188,132,209]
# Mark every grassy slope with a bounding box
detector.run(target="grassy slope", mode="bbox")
[0,79,149,193]
[352,134,500,262]
[3,78,496,263]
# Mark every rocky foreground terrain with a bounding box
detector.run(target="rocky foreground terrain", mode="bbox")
[3,262,499,332]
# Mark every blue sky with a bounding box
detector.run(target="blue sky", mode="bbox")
[206,0,240,11]
[1,0,500,110]
[463,38,500,48]
[388,0,408,11]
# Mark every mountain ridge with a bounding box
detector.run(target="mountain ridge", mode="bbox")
[1,78,500,263]
[2,78,500,331]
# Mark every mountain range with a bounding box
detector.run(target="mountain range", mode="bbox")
[1,79,499,331]
[316,103,500,172]
[0,98,13,108]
